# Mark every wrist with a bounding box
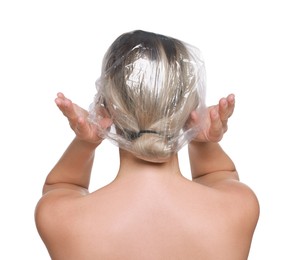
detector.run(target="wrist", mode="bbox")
[190,139,213,146]
[189,141,220,155]
[74,136,102,150]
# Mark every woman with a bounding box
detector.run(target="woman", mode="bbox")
[35,30,259,259]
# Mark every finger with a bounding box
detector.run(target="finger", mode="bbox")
[208,107,223,141]
[185,110,200,129]
[218,98,229,123]
[55,92,68,109]
[55,92,67,105]
[55,97,78,122]
[218,94,235,122]
[226,94,235,117]
[57,92,65,99]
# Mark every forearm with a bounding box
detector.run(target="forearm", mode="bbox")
[43,137,99,194]
[188,141,238,181]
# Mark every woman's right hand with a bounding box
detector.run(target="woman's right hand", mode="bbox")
[190,94,235,143]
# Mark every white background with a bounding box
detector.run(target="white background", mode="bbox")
[1,0,301,259]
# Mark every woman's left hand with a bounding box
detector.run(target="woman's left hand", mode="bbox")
[55,92,112,144]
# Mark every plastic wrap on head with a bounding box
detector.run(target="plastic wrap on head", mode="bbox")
[89,30,206,162]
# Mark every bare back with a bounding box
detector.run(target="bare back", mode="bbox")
[36,172,259,260]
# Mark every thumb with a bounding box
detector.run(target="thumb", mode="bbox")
[99,118,113,130]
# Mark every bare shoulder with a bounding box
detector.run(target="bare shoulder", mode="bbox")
[194,171,259,219]
[35,188,87,257]
[195,175,260,235]
[217,179,259,219]
[35,186,87,226]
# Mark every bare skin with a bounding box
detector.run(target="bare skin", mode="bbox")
[35,93,259,260]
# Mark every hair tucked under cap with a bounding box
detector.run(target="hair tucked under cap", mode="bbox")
[89,30,206,162]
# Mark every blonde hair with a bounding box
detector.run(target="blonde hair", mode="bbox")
[89,30,206,162]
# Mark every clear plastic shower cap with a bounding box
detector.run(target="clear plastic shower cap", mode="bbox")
[89,30,206,162]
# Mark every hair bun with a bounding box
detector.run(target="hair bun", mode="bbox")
[132,133,174,162]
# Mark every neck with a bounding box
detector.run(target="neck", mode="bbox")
[116,149,182,179]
